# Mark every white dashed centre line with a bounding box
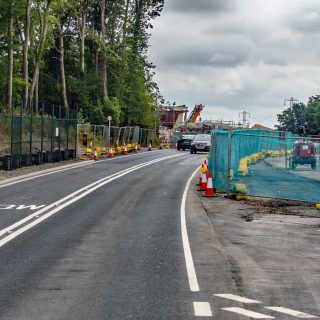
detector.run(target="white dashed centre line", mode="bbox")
[265,307,319,319]
[193,302,212,317]
[222,307,275,319]
[214,293,261,304]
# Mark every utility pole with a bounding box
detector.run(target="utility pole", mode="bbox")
[284,97,299,108]
[239,110,250,128]
[284,97,300,134]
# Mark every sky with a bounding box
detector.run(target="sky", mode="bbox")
[148,0,320,128]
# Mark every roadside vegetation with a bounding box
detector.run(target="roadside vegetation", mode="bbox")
[0,0,164,127]
[276,95,320,134]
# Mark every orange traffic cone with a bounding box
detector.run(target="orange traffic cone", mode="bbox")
[92,148,98,161]
[148,143,152,151]
[134,145,139,154]
[197,163,205,186]
[203,171,216,197]
[108,147,114,158]
[199,168,207,191]
[122,143,128,155]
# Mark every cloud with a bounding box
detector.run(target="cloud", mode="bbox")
[163,47,250,68]
[290,11,320,33]
[166,0,235,13]
[149,0,320,128]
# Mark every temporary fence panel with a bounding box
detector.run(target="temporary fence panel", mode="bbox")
[0,104,77,170]
[209,129,320,203]
[77,124,158,154]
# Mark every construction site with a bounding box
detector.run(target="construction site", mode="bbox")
[159,104,266,148]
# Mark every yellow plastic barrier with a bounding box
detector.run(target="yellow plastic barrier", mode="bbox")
[232,183,248,194]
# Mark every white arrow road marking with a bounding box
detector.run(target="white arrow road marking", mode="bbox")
[265,307,319,318]
[181,167,201,292]
[193,302,212,317]
[0,154,186,248]
[214,293,261,304]
[0,205,16,210]
[222,307,275,319]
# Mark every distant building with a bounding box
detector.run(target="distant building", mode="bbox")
[251,124,274,131]
[160,105,188,129]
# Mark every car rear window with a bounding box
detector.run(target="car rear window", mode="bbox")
[194,134,211,141]
[181,135,195,140]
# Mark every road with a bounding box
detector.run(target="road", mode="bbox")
[0,150,319,319]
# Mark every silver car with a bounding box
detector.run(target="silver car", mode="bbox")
[190,134,211,154]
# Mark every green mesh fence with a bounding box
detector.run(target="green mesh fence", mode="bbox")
[0,106,77,170]
[209,129,320,203]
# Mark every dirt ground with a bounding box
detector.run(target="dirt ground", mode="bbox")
[243,197,319,218]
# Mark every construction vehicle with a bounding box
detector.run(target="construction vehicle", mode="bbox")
[289,140,317,170]
[187,104,204,123]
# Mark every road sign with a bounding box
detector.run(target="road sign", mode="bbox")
[107,116,112,121]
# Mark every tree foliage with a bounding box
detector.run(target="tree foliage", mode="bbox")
[276,96,320,135]
[0,0,164,127]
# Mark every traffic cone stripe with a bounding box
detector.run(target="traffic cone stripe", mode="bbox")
[204,172,216,197]
[200,172,207,191]
[108,147,114,158]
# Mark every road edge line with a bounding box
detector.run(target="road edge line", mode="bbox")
[0,151,163,188]
[181,166,201,292]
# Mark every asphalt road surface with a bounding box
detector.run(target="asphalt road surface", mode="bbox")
[0,150,319,319]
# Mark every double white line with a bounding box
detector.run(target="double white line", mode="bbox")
[0,153,185,248]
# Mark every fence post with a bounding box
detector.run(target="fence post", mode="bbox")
[29,101,33,156]
[122,127,127,145]
[10,100,14,166]
[66,107,69,159]
[19,100,23,162]
[213,134,218,187]
[51,104,54,152]
[58,105,61,152]
[227,132,233,197]
[93,125,96,149]
[41,103,44,160]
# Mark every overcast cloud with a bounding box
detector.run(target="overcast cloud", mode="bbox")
[149,0,320,127]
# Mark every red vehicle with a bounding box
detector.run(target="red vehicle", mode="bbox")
[290,141,317,170]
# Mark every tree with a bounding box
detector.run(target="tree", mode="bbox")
[276,97,320,135]
[276,102,307,133]
[0,0,164,128]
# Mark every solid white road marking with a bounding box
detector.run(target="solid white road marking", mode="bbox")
[0,150,162,188]
[222,307,275,319]
[0,154,185,248]
[214,293,261,304]
[265,307,319,318]
[181,167,201,292]
[193,302,212,317]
